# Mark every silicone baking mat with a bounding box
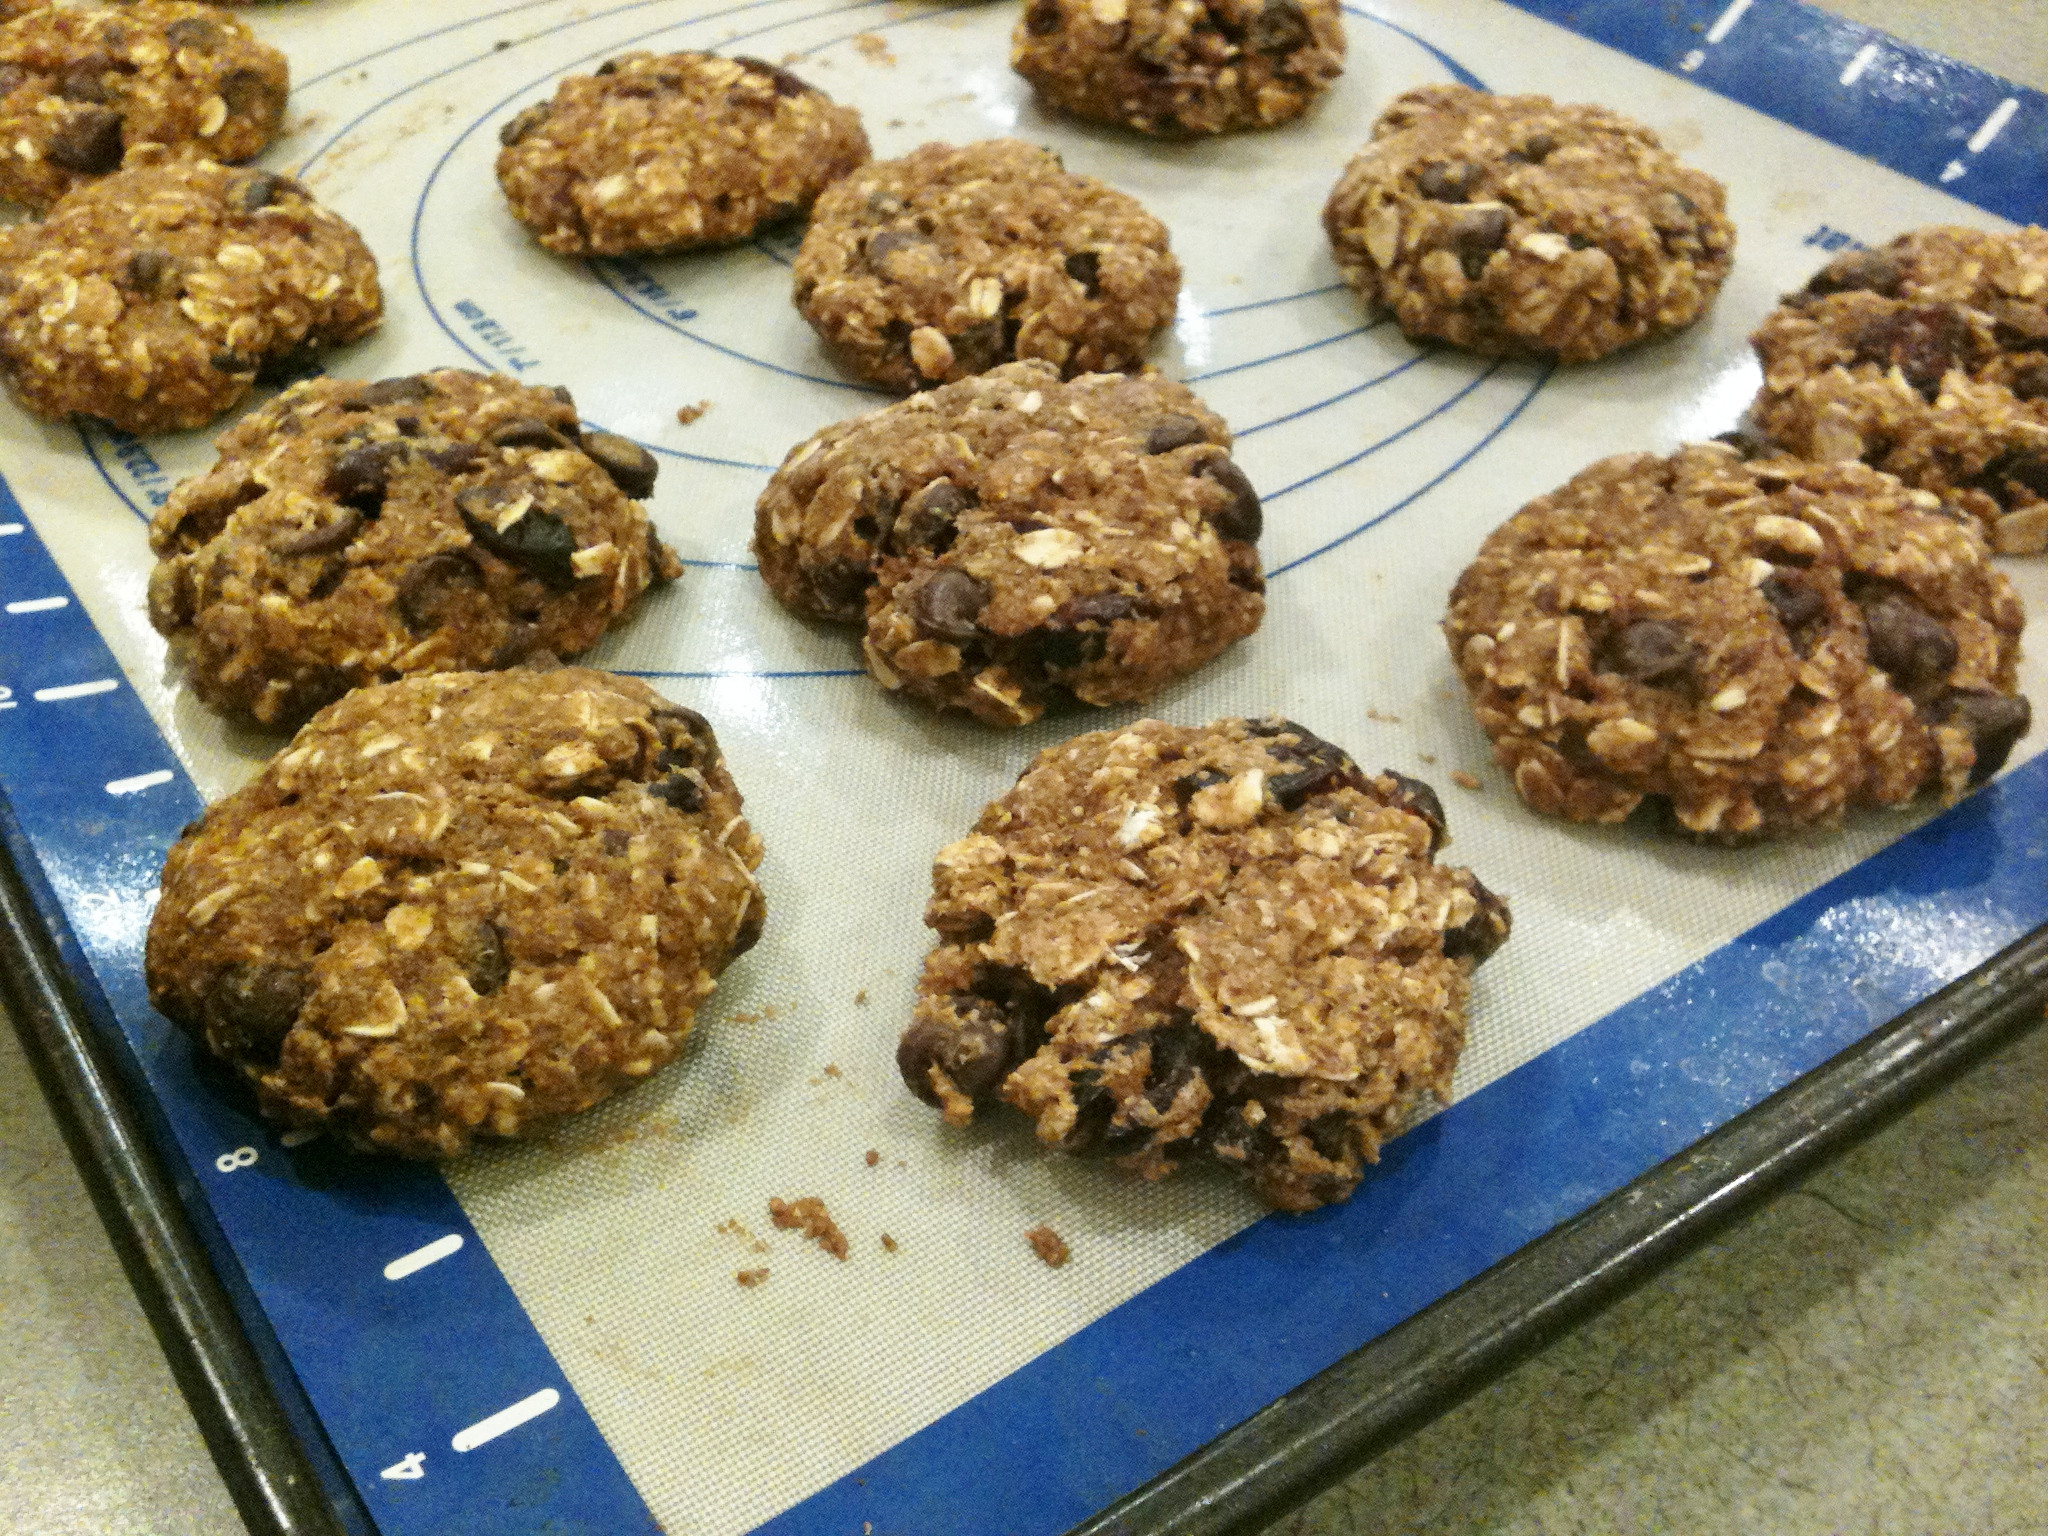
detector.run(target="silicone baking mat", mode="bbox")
[2,1,2046,1532]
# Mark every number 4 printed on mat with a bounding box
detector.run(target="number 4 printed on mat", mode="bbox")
[380,1452,426,1482]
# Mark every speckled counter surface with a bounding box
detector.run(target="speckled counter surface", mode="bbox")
[2,4,2044,1535]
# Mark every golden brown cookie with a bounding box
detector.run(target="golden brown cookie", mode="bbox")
[0,156,380,433]
[1323,84,1733,363]
[792,138,1180,393]
[0,1,287,211]
[495,51,869,257]
[896,716,1509,1211]
[146,667,766,1157]
[755,360,1264,726]
[1748,226,2048,555]
[1443,444,2030,840]
[147,370,680,728]
[1010,0,1343,136]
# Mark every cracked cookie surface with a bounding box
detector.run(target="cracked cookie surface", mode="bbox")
[896,716,1509,1211]
[0,0,287,211]
[755,360,1264,725]
[792,138,1180,393]
[1011,0,1343,137]
[495,51,869,257]
[146,666,766,1156]
[0,156,380,432]
[1323,84,1733,363]
[1748,225,2048,555]
[147,369,680,728]
[1444,444,2030,840]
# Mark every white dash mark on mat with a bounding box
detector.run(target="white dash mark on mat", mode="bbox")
[452,1388,559,1452]
[1704,0,1754,45]
[1679,48,1706,73]
[0,523,21,535]
[105,769,173,796]
[5,596,67,614]
[34,679,116,702]
[1968,97,2019,154]
[1839,42,1879,86]
[1940,159,1968,182]
[384,1233,464,1281]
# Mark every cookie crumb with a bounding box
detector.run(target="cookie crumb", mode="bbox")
[852,32,894,65]
[735,1268,770,1287]
[865,1149,880,1167]
[1025,1225,1070,1268]
[1418,752,1437,764]
[1367,707,1402,723]
[769,1196,849,1260]
[854,988,868,1005]
[1451,770,1483,791]
[675,400,711,426]
[880,1233,898,1253]
[824,1063,842,1078]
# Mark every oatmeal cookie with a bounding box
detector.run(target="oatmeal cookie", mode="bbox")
[1444,444,2030,840]
[896,716,1509,1211]
[495,51,869,257]
[146,666,765,1156]
[1011,0,1343,136]
[1323,84,1733,363]
[147,369,681,728]
[1748,226,2048,555]
[792,138,1180,392]
[755,360,1264,725]
[0,156,380,433]
[0,0,287,211]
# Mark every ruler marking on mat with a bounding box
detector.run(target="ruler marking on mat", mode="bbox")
[452,1389,560,1452]
[1839,41,1879,86]
[384,1234,464,1281]
[5,596,67,614]
[105,769,173,796]
[33,679,117,703]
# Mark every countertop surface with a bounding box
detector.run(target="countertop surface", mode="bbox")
[3,4,2045,1535]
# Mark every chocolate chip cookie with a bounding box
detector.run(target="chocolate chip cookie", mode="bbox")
[1323,84,1734,363]
[0,156,380,433]
[0,0,287,211]
[755,360,1264,726]
[146,666,766,1157]
[147,370,680,728]
[792,138,1180,392]
[896,716,1508,1211]
[1748,226,2048,555]
[495,51,869,257]
[1011,0,1343,137]
[1444,444,2030,840]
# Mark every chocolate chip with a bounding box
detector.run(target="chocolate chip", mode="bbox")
[220,67,283,124]
[273,508,362,558]
[891,479,974,554]
[1144,414,1206,454]
[209,350,253,375]
[48,105,123,174]
[462,921,511,996]
[908,568,989,642]
[1038,591,1137,670]
[358,376,433,407]
[806,556,872,618]
[239,171,286,212]
[897,1009,1010,1106]
[488,622,541,669]
[425,441,483,474]
[498,101,551,146]
[1445,204,1510,281]
[865,228,929,273]
[121,248,178,297]
[582,430,658,498]
[1064,250,1100,296]
[652,703,718,761]
[2012,362,2048,402]
[1941,691,2031,784]
[1172,766,1227,806]
[733,55,813,96]
[1024,0,1062,34]
[1415,160,1474,202]
[1261,726,1363,812]
[1854,304,1976,400]
[57,58,115,103]
[1759,570,1826,633]
[395,551,482,631]
[1443,875,1510,965]
[1246,0,1312,55]
[1713,421,1776,461]
[1503,131,1557,164]
[255,340,324,387]
[1973,448,2048,506]
[1382,770,1446,852]
[164,17,224,49]
[1601,618,1693,685]
[1804,248,1904,298]
[1196,457,1262,542]
[600,828,631,856]
[202,962,309,1067]
[488,416,571,450]
[650,773,703,812]
[950,318,1008,374]
[1858,590,1956,694]
[1648,189,1698,228]
[324,441,406,511]
[459,490,580,589]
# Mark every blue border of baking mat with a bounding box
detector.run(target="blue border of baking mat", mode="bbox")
[1,0,2045,1531]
